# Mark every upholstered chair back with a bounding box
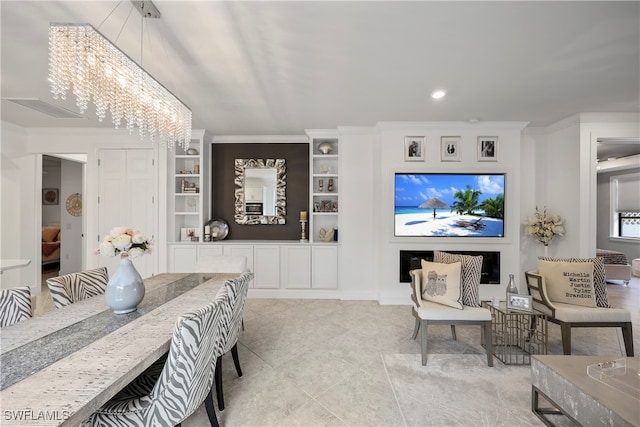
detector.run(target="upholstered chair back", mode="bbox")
[222,270,254,353]
[0,286,32,328]
[46,267,109,309]
[83,285,233,426]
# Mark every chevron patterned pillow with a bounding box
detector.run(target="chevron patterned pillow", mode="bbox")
[434,250,482,307]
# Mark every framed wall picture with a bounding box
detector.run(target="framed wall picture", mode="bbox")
[180,227,199,242]
[43,188,59,205]
[507,293,532,312]
[404,136,425,161]
[441,136,461,161]
[478,136,498,161]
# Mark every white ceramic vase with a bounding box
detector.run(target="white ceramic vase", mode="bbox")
[105,257,145,314]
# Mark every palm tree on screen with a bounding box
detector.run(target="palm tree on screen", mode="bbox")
[482,194,504,219]
[451,185,481,215]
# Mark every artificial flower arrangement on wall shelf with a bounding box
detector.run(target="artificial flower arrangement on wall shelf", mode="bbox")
[524,206,564,255]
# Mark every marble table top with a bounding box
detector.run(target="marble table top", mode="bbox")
[532,355,640,426]
[0,272,237,426]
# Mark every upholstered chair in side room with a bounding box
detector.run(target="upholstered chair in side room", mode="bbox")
[46,267,109,309]
[215,270,254,411]
[0,286,33,328]
[82,285,233,427]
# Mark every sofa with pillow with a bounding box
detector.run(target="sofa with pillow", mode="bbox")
[42,226,61,266]
[526,256,633,356]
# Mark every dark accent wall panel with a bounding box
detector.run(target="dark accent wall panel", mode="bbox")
[210,143,309,240]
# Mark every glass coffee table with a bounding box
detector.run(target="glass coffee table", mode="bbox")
[482,301,547,365]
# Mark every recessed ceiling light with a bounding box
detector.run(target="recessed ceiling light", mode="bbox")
[431,90,446,99]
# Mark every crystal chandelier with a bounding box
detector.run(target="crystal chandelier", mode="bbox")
[48,23,192,150]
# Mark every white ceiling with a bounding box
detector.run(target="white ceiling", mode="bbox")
[1,1,639,139]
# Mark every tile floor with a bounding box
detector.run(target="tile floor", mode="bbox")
[33,273,639,426]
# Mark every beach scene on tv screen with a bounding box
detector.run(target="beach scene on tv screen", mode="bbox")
[395,173,504,237]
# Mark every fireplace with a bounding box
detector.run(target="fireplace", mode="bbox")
[399,250,500,284]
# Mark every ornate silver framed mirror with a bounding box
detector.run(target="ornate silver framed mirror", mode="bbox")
[234,158,286,225]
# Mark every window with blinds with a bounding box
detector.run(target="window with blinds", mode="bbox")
[612,173,640,239]
[619,212,640,238]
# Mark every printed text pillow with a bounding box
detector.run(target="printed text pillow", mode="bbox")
[538,259,597,307]
[538,256,610,308]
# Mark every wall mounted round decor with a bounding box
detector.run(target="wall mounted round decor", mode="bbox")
[65,193,82,216]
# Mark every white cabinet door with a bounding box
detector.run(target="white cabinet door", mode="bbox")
[197,245,224,265]
[169,245,197,272]
[223,245,255,287]
[253,245,280,289]
[98,149,155,279]
[223,245,254,269]
[312,245,338,289]
[281,246,311,289]
[126,150,155,278]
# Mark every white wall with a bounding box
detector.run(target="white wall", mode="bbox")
[540,113,640,260]
[2,114,637,301]
[59,158,84,275]
[597,168,640,262]
[42,159,61,226]
[1,124,161,290]
[0,122,39,290]
[541,118,581,256]
[366,122,528,304]
[337,127,379,300]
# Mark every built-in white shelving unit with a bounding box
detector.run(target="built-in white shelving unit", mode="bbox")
[169,130,211,243]
[307,130,340,243]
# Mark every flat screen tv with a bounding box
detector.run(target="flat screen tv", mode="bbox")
[394,173,505,237]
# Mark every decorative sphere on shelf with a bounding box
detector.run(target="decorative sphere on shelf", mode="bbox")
[318,142,333,155]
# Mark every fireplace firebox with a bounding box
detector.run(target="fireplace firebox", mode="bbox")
[399,250,500,284]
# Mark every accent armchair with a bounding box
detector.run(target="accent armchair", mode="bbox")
[410,269,493,366]
[525,270,634,356]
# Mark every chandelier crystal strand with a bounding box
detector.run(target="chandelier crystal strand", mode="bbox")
[48,23,191,150]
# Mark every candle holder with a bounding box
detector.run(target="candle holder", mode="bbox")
[299,220,308,242]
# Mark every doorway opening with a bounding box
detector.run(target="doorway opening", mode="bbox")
[38,154,86,314]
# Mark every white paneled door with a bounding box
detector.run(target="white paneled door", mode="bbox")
[98,149,156,279]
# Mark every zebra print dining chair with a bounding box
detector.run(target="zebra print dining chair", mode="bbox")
[0,286,32,328]
[82,285,233,427]
[215,270,254,411]
[46,267,109,309]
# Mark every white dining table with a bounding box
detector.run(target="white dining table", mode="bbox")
[0,272,236,426]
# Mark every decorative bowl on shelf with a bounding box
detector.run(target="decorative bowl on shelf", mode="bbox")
[186,148,199,155]
[318,142,333,155]
[204,218,229,241]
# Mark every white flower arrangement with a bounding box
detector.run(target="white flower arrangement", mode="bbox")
[524,206,565,246]
[96,227,152,259]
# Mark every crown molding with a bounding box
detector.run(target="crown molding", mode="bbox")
[212,134,308,144]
